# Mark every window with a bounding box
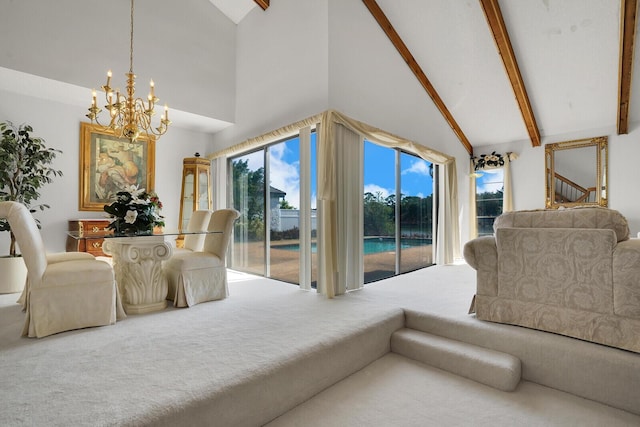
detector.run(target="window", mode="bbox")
[228,134,436,288]
[229,150,265,276]
[228,131,317,286]
[363,141,435,283]
[475,168,504,236]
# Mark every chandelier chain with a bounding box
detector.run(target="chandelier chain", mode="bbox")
[129,0,134,74]
[85,0,170,142]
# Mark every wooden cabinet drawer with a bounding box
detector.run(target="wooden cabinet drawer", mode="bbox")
[68,219,111,236]
[67,219,112,257]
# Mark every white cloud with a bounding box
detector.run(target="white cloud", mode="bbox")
[400,189,425,199]
[269,144,300,209]
[477,182,503,193]
[244,150,263,171]
[402,159,430,176]
[476,168,504,194]
[364,184,392,199]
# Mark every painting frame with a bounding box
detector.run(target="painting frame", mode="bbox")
[79,122,156,211]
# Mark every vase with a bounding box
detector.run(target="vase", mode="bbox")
[0,256,27,294]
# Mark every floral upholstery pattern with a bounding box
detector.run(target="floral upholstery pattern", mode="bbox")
[464,206,640,353]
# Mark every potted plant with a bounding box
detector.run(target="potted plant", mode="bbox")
[0,121,62,293]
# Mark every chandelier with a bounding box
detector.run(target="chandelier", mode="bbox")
[86,0,170,142]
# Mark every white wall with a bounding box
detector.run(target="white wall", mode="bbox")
[7,0,632,256]
[0,87,212,254]
[0,0,235,254]
[210,0,640,247]
[0,0,236,122]
[478,127,640,237]
[211,0,474,247]
[210,0,329,147]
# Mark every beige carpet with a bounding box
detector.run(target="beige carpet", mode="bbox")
[1,264,639,426]
[267,353,640,427]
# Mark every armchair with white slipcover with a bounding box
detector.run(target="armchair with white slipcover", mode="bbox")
[166,209,211,303]
[0,201,123,337]
[164,208,240,307]
[173,210,212,255]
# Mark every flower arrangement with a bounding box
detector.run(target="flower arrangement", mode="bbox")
[103,185,165,235]
[474,151,505,170]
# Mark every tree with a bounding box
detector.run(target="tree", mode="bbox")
[279,199,295,209]
[400,194,433,235]
[232,159,265,240]
[0,122,62,256]
[476,188,503,217]
[363,191,394,236]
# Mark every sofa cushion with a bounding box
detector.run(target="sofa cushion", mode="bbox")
[494,206,629,242]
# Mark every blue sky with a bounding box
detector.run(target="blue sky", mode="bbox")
[240,136,434,209]
[364,141,434,200]
[475,168,504,194]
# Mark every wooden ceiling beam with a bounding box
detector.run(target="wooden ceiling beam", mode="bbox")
[617,0,638,134]
[362,0,473,155]
[254,0,269,11]
[480,0,541,147]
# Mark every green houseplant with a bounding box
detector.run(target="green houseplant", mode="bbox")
[0,121,62,257]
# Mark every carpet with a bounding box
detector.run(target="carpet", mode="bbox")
[1,265,639,426]
[267,353,640,427]
[0,271,402,426]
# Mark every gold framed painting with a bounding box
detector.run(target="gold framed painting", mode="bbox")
[79,122,156,211]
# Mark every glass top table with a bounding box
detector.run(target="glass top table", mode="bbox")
[66,229,221,239]
[66,229,221,315]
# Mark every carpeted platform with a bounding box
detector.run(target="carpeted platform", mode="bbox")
[266,353,640,427]
[1,265,639,426]
[0,272,403,426]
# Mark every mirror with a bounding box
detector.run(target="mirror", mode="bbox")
[545,136,608,208]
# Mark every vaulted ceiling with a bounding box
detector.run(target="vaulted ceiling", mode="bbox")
[210,0,639,155]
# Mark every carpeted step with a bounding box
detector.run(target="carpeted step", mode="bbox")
[391,328,521,392]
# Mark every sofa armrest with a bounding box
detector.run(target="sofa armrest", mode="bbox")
[613,238,640,319]
[463,236,498,298]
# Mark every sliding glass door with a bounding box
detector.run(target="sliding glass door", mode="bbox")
[399,152,434,273]
[229,131,317,286]
[229,135,433,286]
[363,142,396,283]
[363,141,435,283]
[230,151,265,276]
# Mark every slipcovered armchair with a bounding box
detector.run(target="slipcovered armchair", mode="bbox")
[0,201,122,338]
[165,209,211,304]
[17,251,96,310]
[172,210,212,255]
[164,208,240,308]
[464,206,640,353]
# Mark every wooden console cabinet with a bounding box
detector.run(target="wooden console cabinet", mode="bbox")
[66,219,112,257]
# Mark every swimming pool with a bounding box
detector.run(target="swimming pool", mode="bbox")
[274,237,431,255]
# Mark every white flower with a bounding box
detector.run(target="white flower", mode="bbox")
[126,185,146,200]
[124,210,138,224]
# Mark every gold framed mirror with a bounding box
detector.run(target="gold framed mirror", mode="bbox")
[545,136,608,208]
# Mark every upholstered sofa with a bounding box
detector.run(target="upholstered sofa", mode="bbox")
[464,206,640,353]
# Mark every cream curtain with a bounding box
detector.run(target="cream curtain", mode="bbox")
[208,115,322,160]
[468,158,478,241]
[209,109,461,297]
[298,127,313,290]
[317,110,459,296]
[212,156,227,211]
[434,160,460,265]
[335,124,364,294]
[502,154,514,212]
[317,114,338,296]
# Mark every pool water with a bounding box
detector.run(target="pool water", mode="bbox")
[274,237,431,254]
